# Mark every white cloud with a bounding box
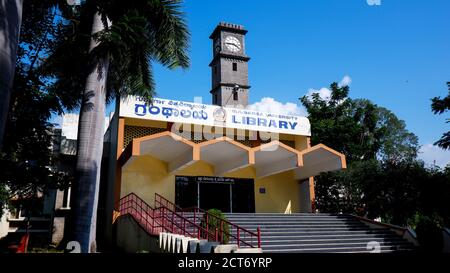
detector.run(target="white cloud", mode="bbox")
[247,97,306,116]
[304,75,352,102]
[418,143,450,168]
[305,87,332,101]
[339,75,352,87]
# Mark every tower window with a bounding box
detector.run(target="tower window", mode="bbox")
[214,66,218,75]
[233,90,238,101]
[232,63,237,71]
[213,93,218,104]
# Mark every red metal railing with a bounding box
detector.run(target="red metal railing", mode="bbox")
[155,193,261,248]
[119,193,209,239]
[119,193,159,235]
[118,193,261,248]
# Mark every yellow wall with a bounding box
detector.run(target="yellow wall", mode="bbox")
[254,171,300,213]
[121,155,174,207]
[121,156,302,213]
[295,135,310,151]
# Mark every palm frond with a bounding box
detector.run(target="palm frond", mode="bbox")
[148,0,190,69]
[48,0,190,106]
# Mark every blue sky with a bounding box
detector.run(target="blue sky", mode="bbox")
[66,0,450,166]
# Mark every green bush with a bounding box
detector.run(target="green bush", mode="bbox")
[200,209,230,244]
[415,214,443,253]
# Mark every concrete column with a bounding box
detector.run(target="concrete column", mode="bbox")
[298,177,315,213]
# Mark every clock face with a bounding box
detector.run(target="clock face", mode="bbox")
[224,36,241,53]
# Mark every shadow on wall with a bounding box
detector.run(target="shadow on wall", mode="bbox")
[115,215,160,253]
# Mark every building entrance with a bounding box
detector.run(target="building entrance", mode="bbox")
[175,176,255,213]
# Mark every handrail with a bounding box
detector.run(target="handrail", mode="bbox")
[118,192,261,248]
[118,193,210,240]
[118,193,157,234]
[351,215,408,235]
[155,193,261,248]
[352,214,420,246]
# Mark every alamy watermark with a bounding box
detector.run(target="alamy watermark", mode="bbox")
[167,97,281,151]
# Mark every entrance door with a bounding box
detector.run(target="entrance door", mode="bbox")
[175,176,198,208]
[232,181,255,213]
[199,183,231,212]
[175,176,255,213]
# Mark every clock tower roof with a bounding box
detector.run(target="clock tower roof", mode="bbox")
[209,21,248,39]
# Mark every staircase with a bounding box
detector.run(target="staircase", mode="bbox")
[223,213,415,253]
[118,194,416,253]
[117,193,261,248]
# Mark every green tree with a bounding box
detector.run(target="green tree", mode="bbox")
[376,107,419,163]
[379,161,425,226]
[431,82,450,149]
[0,1,73,216]
[46,0,190,253]
[0,183,7,215]
[416,165,450,227]
[414,214,444,252]
[301,82,419,164]
[301,80,422,224]
[314,159,384,215]
[0,0,67,148]
[301,83,383,163]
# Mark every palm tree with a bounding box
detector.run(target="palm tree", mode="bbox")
[46,0,189,252]
[0,0,24,150]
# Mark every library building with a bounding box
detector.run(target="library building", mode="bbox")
[100,23,347,251]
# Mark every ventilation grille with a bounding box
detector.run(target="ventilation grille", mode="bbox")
[123,125,282,149]
[124,125,166,148]
[236,139,254,148]
[280,140,296,149]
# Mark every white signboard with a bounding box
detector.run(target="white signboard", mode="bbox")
[119,96,311,136]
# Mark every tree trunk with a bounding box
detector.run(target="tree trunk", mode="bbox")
[70,12,109,253]
[0,0,23,150]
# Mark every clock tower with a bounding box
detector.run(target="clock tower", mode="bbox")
[209,22,250,107]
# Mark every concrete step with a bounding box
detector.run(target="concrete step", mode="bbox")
[223,219,365,223]
[224,213,348,216]
[225,214,352,218]
[223,218,363,225]
[229,223,368,227]
[257,240,413,248]
[242,233,401,240]
[234,232,404,239]
[152,212,414,253]
[245,238,410,245]
[225,216,355,221]
[225,214,352,217]
[264,245,415,253]
[227,227,382,232]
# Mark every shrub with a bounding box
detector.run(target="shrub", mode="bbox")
[200,209,230,244]
[415,214,443,253]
